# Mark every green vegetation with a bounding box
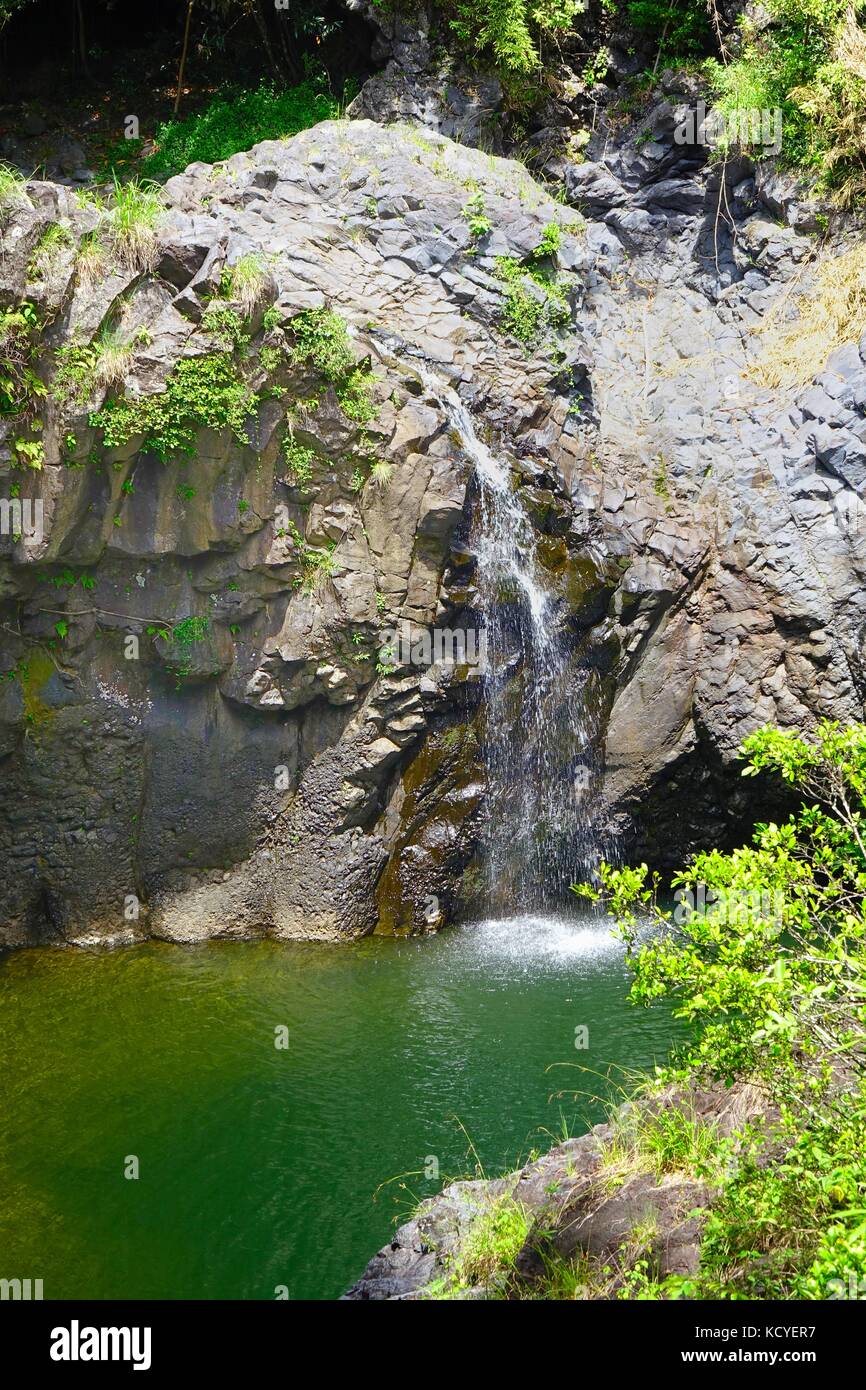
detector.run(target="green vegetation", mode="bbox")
[0,160,28,221]
[147,615,211,686]
[288,308,377,422]
[91,353,258,460]
[575,721,866,1299]
[75,229,108,288]
[431,1194,531,1297]
[495,229,570,345]
[141,81,339,179]
[220,254,268,317]
[298,540,338,593]
[462,189,492,241]
[283,435,316,487]
[627,0,711,61]
[703,1,866,202]
[367,458,394,488]
[446,0,582,76]
[53,324,148,408]
[621,2,866,203]
[201,303,249,351]
[0,300,44,421]
[27,223,73,281]
[107,176,163,272]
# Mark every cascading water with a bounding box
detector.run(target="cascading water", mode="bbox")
[420,369,601,913]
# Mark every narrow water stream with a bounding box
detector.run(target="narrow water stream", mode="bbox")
[421,369,602,905]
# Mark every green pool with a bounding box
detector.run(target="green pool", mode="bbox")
[0,913,684,1300]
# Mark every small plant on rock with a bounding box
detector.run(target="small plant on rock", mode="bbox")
[222,254,268,317]
[108,176,163,273]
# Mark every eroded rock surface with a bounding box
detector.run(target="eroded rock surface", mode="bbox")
[2,99,865,946]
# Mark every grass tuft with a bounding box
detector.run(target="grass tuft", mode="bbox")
[0,161,29,221]
[108,176,163,273]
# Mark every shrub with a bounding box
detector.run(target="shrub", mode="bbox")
[289,308,377,421]
[289,307,355,381]
[142,81,338,178]
[626,0,712,60]
[706,0,861,187]
[447,0,582,75]
[578,720,866,1299]
[91,353,258,460]
[283,435,316,486]
[790,5,866,204]
[495,248,570,345]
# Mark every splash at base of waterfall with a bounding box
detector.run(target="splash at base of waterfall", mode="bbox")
[458,912,622,971]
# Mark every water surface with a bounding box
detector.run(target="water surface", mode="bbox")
[0,913,685,1299]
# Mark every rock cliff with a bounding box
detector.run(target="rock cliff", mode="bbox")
[2,77,865,947]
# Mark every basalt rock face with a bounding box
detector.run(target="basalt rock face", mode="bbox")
[0,119,586,947]
[352,41,866,865]
[1,98,865,948]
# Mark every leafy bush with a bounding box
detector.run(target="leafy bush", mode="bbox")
[91,353,258,460]
[579,721,866,1299]
[495,229,570,345]
[447,0,582,75]
[142,81,338,178]
[288,308,377,421]
[789,4,866,203]
[707,0,865,196]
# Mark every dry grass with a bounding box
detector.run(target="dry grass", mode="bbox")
[76,230,108,288]
[225,254,267,317]
[94,326,135,389]
[747,242,866,390]
[108,177,162,274]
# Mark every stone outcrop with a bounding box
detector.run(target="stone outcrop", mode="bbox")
[0,119,586,946]
[343,1080,772,1299]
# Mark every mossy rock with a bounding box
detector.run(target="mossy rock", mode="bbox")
[520,486,571,535]
[557,552,618,628]
[16,650,59,728]
[375,721,484,936]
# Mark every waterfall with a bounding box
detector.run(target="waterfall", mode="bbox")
[420,370,599,912]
